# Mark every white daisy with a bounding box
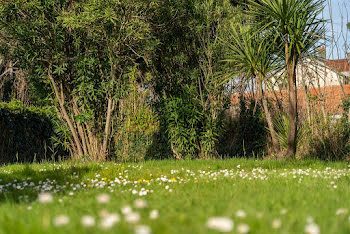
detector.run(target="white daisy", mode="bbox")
[304,222,320,234]
[134,199,147,209]
[53,215,70,227]
[125,212,140,224]
[206,217,234,232]
[272,218,282,229]
[121,205,133,215]
[149,209,159,220]
[237,223,250,234]
[100,213,120,229]
[336,208,348,215]
[38,193,53,203]
[280,209,288,215]
[236,210,246,218]
[135,225,152,234]
[97,193,110,204]
[81,215,95,227]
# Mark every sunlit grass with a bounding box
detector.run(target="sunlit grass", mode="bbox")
[0,159,349,233]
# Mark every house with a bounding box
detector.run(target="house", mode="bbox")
[283,55,349,115]
[231,54,350,116]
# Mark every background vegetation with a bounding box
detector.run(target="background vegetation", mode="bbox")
[0,0,349,163]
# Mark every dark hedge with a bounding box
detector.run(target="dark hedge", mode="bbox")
[0,100,59,163]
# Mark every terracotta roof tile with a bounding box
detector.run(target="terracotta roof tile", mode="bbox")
[325,59,350,72]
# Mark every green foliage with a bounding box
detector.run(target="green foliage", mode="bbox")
[305,117,350,161]
[149,0,236,159]
[223,22,280,80]
[0,0,237,160]
[246,0,326,59]
[0,100,66,163]
[245,0,326,158]
[342,95,350,116]
[271,113,308,153]
[0,0,158,159]
[162,92,203,159]
[113,79,159,162]
[301,96,350,161]
[218,97,267,158]
[1,0,340,161]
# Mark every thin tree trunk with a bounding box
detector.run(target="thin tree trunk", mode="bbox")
[303,85,312,124]
[48,64,84,157]
[53,104,78,155]
[101,64,117,160]
[253,76,259,115]
[72,100,89,156]
[85,122,98,160]
[285,49,298,159]
[256,75,280,154]
[101,98,114,159]
[266,81,283,112]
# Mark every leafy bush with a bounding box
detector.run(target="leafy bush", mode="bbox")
[299,96,350,161]
[162,93,203,159]
[272,113,308,153]
[0,0,157,160]
[112,85,159,162]
[217,96,267,158]
[305,117,349,161]
[0,100,66,163]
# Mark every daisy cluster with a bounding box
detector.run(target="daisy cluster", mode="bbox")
[207,207,350,234]
[1,163,350,233]
[1,164,350,199]
[39,190,349,234]
[206,211,326,234]
[40,192,157,234]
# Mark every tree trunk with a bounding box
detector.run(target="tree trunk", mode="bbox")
[256,75,280,154]
[101,98,114,160]
[72,100,89,156]
[101,64,117,160]
[48,65,84,158]
[285,50,298,159]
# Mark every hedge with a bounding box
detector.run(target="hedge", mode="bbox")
[0,100,62,163]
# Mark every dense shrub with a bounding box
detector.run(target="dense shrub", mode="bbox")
[304,117,350,161]
[302,97,350,161]
[217,96,268,158]
[112,85,160,162]
[162,94,203,159]
[0,100,65,163]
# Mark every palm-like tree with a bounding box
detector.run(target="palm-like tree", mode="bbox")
[246,0,325,158]
[223,25,281,153]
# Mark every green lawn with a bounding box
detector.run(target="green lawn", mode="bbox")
[0,159,350,234]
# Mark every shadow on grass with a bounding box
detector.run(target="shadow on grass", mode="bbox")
[0,164,98,204]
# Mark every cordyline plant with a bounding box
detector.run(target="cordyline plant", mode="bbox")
[245,0,325,158]
[223,24,281,154]
[0,0,156,160]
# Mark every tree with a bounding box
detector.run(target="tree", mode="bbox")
[246,0,325,158]
[0,0,156,160]
[223,24,281,154]
[150,0,236,159]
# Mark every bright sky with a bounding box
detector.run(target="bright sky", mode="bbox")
[323,0,349,59]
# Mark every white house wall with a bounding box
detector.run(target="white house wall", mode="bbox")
[270,60,344,91]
